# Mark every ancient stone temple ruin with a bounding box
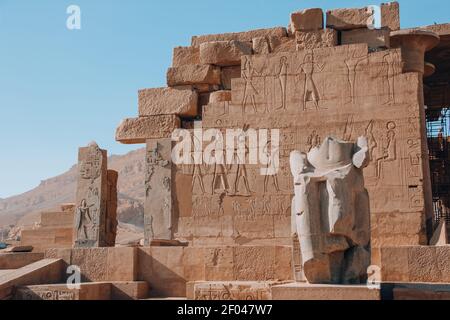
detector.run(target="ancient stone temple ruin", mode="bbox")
[2,2,450,300]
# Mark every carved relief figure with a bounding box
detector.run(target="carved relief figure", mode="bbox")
[212,161,229,195]
[75,199,94,240]
[233,130,252,196]
[298,53,324,111]
[79,144,102,182]
[242,56,260,114]
[376,121,397,180]
[306,130,321,152]
[262,140,281,193]
[382,51,398,104]
[290,136,371,284]
[275,56,289,111]
[345,49,367,104]
[191,135,206,194]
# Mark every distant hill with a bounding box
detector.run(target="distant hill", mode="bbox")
[0,148,146,234]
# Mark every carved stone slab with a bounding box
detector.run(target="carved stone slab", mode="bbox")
[74,142,108,248]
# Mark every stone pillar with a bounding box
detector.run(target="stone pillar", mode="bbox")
[74,142,108,248]
[106,170,119,247]
[144,139,174,244]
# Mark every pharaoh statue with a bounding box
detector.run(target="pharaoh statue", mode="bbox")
[290,136,371,284]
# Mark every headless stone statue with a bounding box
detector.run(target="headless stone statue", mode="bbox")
[290,136,371,284]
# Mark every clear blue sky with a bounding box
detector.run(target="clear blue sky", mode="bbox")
[0,0,448,198]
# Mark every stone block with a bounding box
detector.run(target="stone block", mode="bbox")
[191,27,287,46]
[110,281,149,300]
[220,66,241,90]
[0,259,64,300]
[167,64,221,87]
[172,46,200,67]
[20,227,73,252]
[115,115,180,144]
[107,247,137,281]
[192,281,273,300]
[295,29,338,51]
[381,2,400,31]
[271,283,381,300]
[380,246,450,283]
[209,90,231,103]
[380,247,410,282]
[138,87,198,117]
[326,7,374,30]
[0,252,44,270]
[71,248,109,282]
[105,170,118,247]
[408,246,442,283]
[144,139,175,243]
[200,40,253,67]
[4,246,33,253]
[40,211,74,228]
[289,8,324,33]
[342,28,390,49]
[15,283,111,300]
[74,142,108,248]
[252,37,270,55]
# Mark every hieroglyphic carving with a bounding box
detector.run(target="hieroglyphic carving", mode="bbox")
[15,289,77,300]
[74,142,107,248]
[144,139,174,243]
[345,47,368,104]
[375,121,397,181]
[298,52,324,111]
[275,56,289,111]
[242,56,260,114]
[195,283,271,300]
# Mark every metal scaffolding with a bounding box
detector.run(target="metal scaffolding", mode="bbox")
[426,107,450,225]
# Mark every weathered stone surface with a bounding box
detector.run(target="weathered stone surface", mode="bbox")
[381,2,400,31]
[15,283,111,300]
[0,253,44,269]
[192,281,273,300]
[167,64,221,86]
[74,142,108,248]
[381,246,450,283]
[210,90,231,103]
[137,246,293,298]
[144,139,174,243]
[138,87,198,117]
[342,28,390,49]
[290,137,371,284]
[221,66,241,90]
[21,228,73,252]
[172,46,200,67]
[192,27,287,46]
[199,40,253,67]
[4,246,33,253]
[252,37,271,55]
[326,7,374,30]
[105,170,118,247]
[110,281,149,300]
[289,8,324,33]
[271,283,380,300]
[296,29,338,51]
[0,259,64,300]
[60,247,137,282]
[390,29,440,74]
[40,211,74,228]
[115,115,180,144]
